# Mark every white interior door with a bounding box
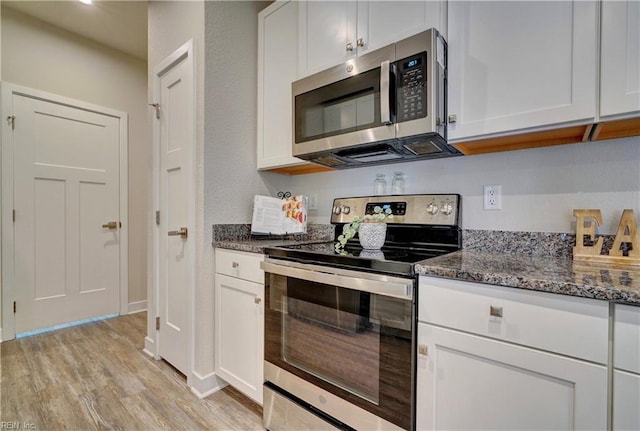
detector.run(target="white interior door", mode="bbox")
[155,42,194,375]
[12,93,122,334]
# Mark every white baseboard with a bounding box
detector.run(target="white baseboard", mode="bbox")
[190,371,228,399]
[127,300,147,314]
[143,336,156,358]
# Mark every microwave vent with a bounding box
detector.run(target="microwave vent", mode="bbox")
[403,140,442,155]
[313,155,346,167]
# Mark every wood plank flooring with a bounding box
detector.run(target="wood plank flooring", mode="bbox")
[0,312,264,430]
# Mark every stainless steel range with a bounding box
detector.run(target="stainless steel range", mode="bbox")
[261,194,461,431]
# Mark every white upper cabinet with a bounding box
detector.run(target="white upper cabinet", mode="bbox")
[600,0,640,118]
[257,1,308,170]
[298,1,446,77]
[357,1,446,57]
[298,1,355,76]
[447,1,597,142]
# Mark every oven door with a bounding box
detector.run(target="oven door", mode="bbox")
[262,258,415,431]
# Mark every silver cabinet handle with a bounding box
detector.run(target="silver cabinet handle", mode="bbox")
[255,297,262,304]
[232,262,239,268]
[448,114,457,123]
[490,305,503,318]
[357,38,364,47]
[102,221,118,229]
[168,227,188,238]
[346,42,354,52]
[418,344,428,356]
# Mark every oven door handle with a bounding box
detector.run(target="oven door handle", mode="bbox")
[261,260,413,300]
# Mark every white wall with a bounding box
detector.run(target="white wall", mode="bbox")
[292,137,640,235]
[0,6,148,323]
[204,1,289,226]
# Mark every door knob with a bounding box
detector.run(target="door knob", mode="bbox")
[168,227,188,238]
[102,221,118,229]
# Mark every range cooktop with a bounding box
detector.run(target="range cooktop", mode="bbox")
[264,194,462,277]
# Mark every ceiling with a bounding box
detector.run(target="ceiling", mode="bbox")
[3,0,148,61]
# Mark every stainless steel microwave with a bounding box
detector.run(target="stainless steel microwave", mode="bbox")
[292,28,459,169]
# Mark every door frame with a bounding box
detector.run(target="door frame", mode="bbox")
[148,39,196,382]
[1,82,129,341]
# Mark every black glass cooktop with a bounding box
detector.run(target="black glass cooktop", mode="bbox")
[264,241,456,277]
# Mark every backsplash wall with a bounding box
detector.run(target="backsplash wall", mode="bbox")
[290,136,640,235]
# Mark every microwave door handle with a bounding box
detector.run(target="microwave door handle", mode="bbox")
[380,60,393,125]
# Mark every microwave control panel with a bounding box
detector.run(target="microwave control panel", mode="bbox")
[396,52,427,123]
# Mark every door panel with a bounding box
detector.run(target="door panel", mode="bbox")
[416,323,608,430]
[14,94,120,334]
[157,51,193,375]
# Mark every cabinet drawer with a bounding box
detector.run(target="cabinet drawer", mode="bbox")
[419,276,609,364]
[614,303,640,374]
[215,249,264,284]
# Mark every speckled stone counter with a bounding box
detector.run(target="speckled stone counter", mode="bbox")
[212,223,334,254]
[416,250,640,305]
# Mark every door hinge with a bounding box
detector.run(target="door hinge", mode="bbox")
[13,301,17,313]
[7,115,15,130]
[155,211,160,226]
[149,103,160,119]
[13,209,16,222]
[156,316,160,330]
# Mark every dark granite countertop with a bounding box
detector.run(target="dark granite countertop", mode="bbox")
[212,223,334,254]
[213,238,331,254]
[416,250,640,305]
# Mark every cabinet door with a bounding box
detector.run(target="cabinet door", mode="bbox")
[613,369,640,431]
[215,273,264,405]
[600,0,640,118]
[357,0,446,56]
[416,323,607,431]
[298,1,357,77]
[257,1,308,169]
[447,1,597,142]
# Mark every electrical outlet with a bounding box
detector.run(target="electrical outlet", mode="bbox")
[483,185,502,210]
[309,193,318,210]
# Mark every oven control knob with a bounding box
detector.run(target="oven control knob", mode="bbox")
[426,203,439,215]
[440,202,453,215]
[341,205,351,215]
[333,206,342,215]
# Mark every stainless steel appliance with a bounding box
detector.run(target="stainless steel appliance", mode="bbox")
[292,29,459,169]
[261,194,461,431]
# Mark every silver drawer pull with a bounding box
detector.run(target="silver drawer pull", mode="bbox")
[232,262,239,268]
[255,297,262,304]
[418,344,428,356]
[490,305,503,318]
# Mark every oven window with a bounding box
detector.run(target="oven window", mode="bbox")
[283,294,381,403]
[270,275,412,405]
[295,68,382,143]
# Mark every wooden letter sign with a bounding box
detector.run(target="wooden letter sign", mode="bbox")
[573,209,640,267]
[573,209,604,256]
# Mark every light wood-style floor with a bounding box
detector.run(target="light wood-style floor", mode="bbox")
[0,312,264,430]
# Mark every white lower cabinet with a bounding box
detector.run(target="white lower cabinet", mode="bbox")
[417,276,609,430]
[214,249,264,405]
[417,323,607,430]
[613,303,640,431]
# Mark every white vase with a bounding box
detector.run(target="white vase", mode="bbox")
[358,223,387,249]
